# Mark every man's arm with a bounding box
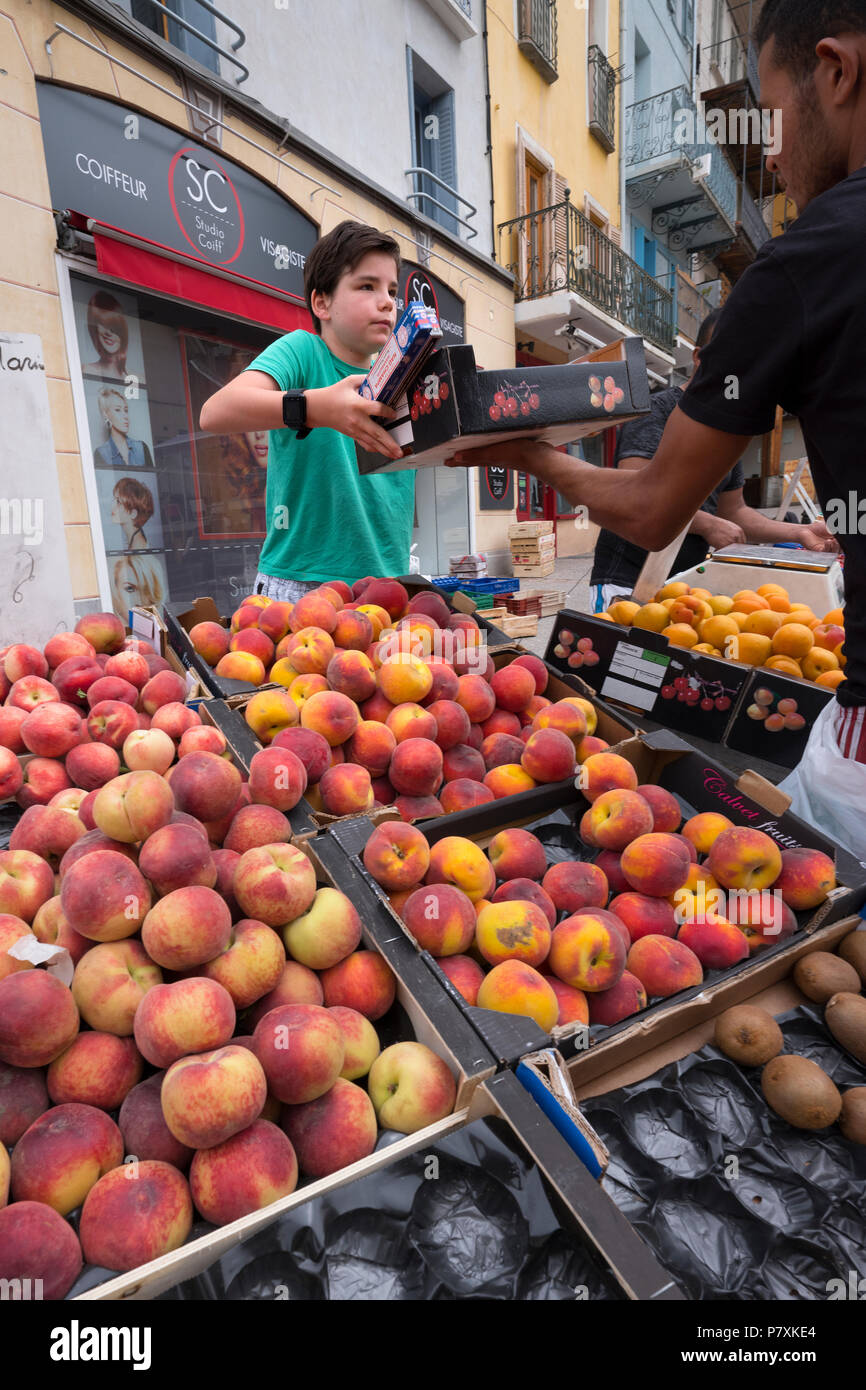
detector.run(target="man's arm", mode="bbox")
[716,488,840,553]
[450,407,752,551]
[199,369,402,459]
[618,454,746,549]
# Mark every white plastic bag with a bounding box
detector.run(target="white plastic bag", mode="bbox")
[778,699,866,863]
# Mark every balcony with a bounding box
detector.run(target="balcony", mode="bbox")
[518,0,558,84]
[715,181,772,282]
[672,267,713,343]
[588,45,617,153]
[422,0,478,40]
[405,166,478,240]
[701,34,760,106]
[625,86,737,256]
[498,189,674,355]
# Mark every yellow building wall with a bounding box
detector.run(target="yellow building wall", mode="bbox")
[1,0,516,600]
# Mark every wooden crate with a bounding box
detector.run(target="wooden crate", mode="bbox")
[508,520,554,538]
[496,614,539,637]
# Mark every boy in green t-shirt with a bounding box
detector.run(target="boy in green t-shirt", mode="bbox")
[199,220,412,600]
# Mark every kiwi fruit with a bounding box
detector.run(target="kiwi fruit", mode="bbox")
[761,1054,842,1129]
[793,952,861,1003]
[839,1087,866,1145]
[714,1005,783,1066]
[824,991,866,1065]
[838,931,866,986]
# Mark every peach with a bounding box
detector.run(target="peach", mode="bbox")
[482,733,532,771]
[31,897,91,966]
[0,849,56,922]
[540,861,607,916]
[84,700,139,754]
[488,827,547,882]
[245,960,324,1027]
[215,650,267,685]
[223,805,291,856]
[141,886,232,970]
[300,690,359,747]
[317,763,373,816]
[319,949,396,1020]
[362,821,430,891]
[482,709,522,738]
[48,787,88,814]
[681,812,734,855]
[286,674,328,711]
[377,654,432,707]
[9,804,85,869]
[390,737,444,797]
[7,675,60,712]
[61,849,151,942]
[143,652,172,677]
[46,1031,142,1110]
[230,628,276,670]
[476,960,558,1031]
[635,785,681,834]
[269,657,301,689]
[231,602,265,631]
[282,886,362,971]
[475,899,551,967]
[140,670,188,714]
[423,661,460,704]
[439,779,495,813]
[189,1118,298,1225]
[620,833,692,897]
[79,1159,192,1272]
[58,826,136,877]
[139,823,216,898]
[586,788,655,852]
[104,649,150,688]
[356,602,392,639]
[211,847,241,920]
[455,673,495,724]
[280,1075,376,1179]
[160,1044,266,1150]
[548,912,626,991]
[593,850,629,895]
[150,703,202,742]
[45,631,96,668]
[520,727,576,784]
[678,916,749,969]
[133,977,236,1069]
[609,891,677,942]
[580,751,638,802]
[707,827,783,892]
[271,727,332,783]
[166,750,241,824]
[668,832,698,865]
[386,702,438,745]
[332,608,374,651]
[0,1201,83,1298]
[234,843,317,927]
[392,794,443,821]
[490,664,535,714]
[442,743,486,784]
[326,1005,380,1081]
[490,879,555,931]
[51,655,103,708]
[358,689,395,725]
[91,768,174,844]
[4,644,47,682]
[0,914,33,982]
[433,954,483,1006]
[367,1039,456,1132]
[508,653,547,695]
[86,674,139,709]
[727,891,797,952]
[344,720,396,778]
[75,612,125,654]
[324,650,375,704]
[775,847,836,910]
[532,700,589,745]
[64,741,122,790]
[119,1073,193,1169]
[71,938,162,1035]
[15,756,71,810]
[252,1002,344,1104]
[11,1102,123,1215]
[520,695,552,727]
[401,882,476,956]
[483,764,537,799]
[626,934,703,998]
[466,726,487,753]
[587,971,648,1025]
[19,703,82,760]
[426,835,495,903]
[246,746,308,814]
[254,601,293,644]
[288,592,338,634]
[241,690,297,747]
[407,590,451,624]
[359,577,406,620]
[196,918,285,1009]
[0,705,27,753]
[190,620,231,665]
[283,626,335,679]
[538,974,588,1027]
[0,1061,49,1145]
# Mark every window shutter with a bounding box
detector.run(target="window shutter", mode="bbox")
[431,89,458,234]
[608,225,622,247]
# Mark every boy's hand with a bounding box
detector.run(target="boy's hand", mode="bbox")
[305,376,403,459]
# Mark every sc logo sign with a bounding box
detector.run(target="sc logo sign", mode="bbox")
[184,157,227,214]
[406,272,439,316]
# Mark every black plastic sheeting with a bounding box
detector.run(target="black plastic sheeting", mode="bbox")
[582,1005,866,1300]
[158,1116,626,1301]
[0,801,21,850]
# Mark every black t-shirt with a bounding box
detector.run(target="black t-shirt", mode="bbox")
[679,165,866,706]
[590,386,745,590]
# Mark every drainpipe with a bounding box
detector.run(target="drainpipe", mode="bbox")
[481,0,496,259]
[618,0,628,257]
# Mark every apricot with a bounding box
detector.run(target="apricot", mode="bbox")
[655,582,690,601]
[632,603,669,633]
[801,647,839,681]
[699,615,739,649]
[662,623,698,649]
[476,960,558,1032]
[771,623,814,659]
[763,655,803,678]
[607,600,640,626]
[816,669,846,689]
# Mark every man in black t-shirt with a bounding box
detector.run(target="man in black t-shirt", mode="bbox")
[450,3,866,845]
[588,310,829,613]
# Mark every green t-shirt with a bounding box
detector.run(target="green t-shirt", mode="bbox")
[245,330,415,585]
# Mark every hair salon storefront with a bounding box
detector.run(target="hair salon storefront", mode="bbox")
[4,11,515,630]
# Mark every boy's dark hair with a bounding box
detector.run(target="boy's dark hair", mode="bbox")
[304,220,401,334]
[696,306,723,349]
[755,1,866,84]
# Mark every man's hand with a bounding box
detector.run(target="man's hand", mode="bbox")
[798,519,841,553]
[692,513,746,549]
[447,440,530,469]
[304,376,401,459]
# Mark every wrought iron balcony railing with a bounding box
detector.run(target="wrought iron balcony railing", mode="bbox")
[588,44,616,153]
[702,34,760,102]
[518,0,558,84]
[626,85,738,229]
[498,190,674,353]
[404,167,478,239]
[133,0,248,82]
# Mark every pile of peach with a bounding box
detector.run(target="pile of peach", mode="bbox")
[586,582,846,689]
[0,753,456,1296]
[360,750,836,1036]
[0,613,203,808]
[198,578,612,822]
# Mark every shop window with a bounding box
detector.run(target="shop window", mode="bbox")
[69,272,276,620]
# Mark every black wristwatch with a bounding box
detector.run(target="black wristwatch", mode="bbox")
[282,390,311,439]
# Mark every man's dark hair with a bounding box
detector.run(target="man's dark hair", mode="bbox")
[304,220,401,334]
[755,1,866,84]
[696,306,724,349]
